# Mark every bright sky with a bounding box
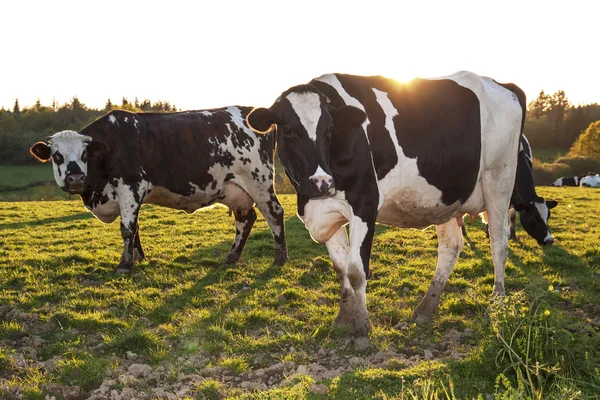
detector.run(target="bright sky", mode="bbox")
[2,0,598,111]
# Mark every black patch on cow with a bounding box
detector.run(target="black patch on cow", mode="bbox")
[331,75,399,180]
[66,161,82,175]
[52,152,65,166]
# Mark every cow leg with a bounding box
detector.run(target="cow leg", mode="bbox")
[253,191,288,266]
[133,222,145,262]
[484,185,511,298]
[413,218,464,324]
[346,215,375,351]
[508,208,517,240]
[115,185,145,275]
[224,208,257,265]
[324,226,354,327]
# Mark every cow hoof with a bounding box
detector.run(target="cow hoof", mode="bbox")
[133,249,145,263]
[333,314,353,329]
[412,313,432,325]
[353,336,370,351]
[274,253,288,267]
[223,253,240,265]
[114,263,133,275]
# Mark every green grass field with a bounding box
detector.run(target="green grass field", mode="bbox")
[1,188,599,399]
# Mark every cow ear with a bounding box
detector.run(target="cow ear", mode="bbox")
[87,140,109,157]
[546,200,558,209]
[30,142,51,162]
[331,106,366,131]
[247,108,280,134]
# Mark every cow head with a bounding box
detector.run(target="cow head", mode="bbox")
[30,131,108,194]
[247,85,366,198]
[514,197,558,245]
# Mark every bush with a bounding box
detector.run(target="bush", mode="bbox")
[532,155,600,185]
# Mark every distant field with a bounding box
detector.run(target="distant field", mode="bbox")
[1,188,599,399]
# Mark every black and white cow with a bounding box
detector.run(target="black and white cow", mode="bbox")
[579,173,600,187]
[463,135,558,245]
[552,176,580,187]
[247,71,534,349]
[30,108,287,273]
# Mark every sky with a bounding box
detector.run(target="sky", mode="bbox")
[2,0,598,111]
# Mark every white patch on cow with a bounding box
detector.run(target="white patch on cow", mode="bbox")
[124,117,129,123]
[88,183,120,223]
[108,115,118,125]
[200,111,213,117]
[580,174,600,187]
[534,201,549,224]
[133,117,140,132]
[286,92,321,142]
[226,106,243,122]
[552,178,564,186]
[521,135,532,163]
[574,176,579,185]
[301,191,351,243]
[309,165,332,182]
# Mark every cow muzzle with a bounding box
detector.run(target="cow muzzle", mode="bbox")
[65,173,86,194]
[309,175,334,197]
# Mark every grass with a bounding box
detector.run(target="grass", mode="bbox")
[0,188,599,398]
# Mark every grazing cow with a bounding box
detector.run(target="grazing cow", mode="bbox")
[580,173,600,187]
[30,108,287,273]
[463,135,558,244]
[248,71,526,349]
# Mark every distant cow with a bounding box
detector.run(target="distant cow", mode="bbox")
[463,135,558,244]
[552,176,580,187]
[580,173,600,187]
[30,108,287,273]
[247,71,546,349]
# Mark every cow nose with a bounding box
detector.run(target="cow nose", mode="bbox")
[544,236,554,245]
[310,175,333,195]
[66,173,85,186]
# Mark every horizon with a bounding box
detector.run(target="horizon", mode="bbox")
[3,0,599,111]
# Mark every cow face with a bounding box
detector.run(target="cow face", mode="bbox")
[247,85,366,198]
[30,131,108,194]
[514,198,558,245]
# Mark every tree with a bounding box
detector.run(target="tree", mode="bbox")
[13,99,20,115]
[104,99,113,112]
[568,120,600,159]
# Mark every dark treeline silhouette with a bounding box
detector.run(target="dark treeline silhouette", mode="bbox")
[0,97,178,164]
[1,91,600,165]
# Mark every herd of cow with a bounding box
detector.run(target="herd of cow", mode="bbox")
[552,173,600,188]
[30,71,563,349]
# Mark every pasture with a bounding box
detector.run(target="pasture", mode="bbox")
[0,188,599,399]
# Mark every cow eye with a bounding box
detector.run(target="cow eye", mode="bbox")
[81,149,88,162]
[283,126,292,135]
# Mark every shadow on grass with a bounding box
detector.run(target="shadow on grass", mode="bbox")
[0,212,93,230]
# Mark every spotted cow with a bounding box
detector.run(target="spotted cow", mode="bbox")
[248,71,527,349]
[30,108,287,273]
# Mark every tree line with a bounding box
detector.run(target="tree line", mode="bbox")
[1,91,599,165]
[0,97,178,164]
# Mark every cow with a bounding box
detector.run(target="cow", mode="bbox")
[463,135,558,244]
[30,108,287,274]
[552,176,580,187]
[580,173,600,187]
[246,71,545,350]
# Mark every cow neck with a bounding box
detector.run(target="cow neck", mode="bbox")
[511,150,538,207]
